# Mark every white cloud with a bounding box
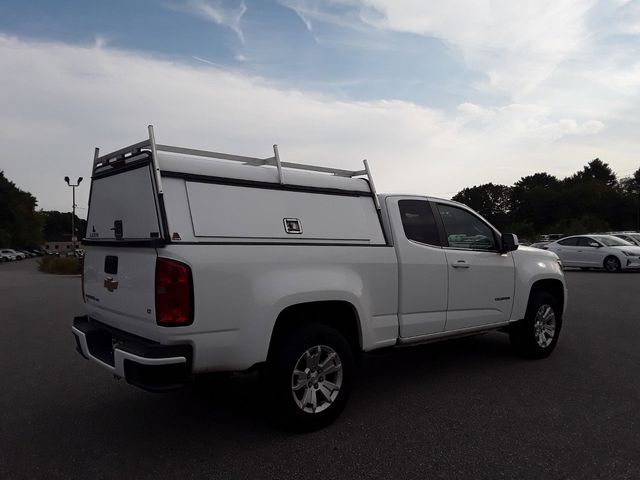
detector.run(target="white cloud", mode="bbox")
[0,35,633,214]
[293,8,314,32]
[277,0,373,34]
[167,0,247,42]
[279,0,640,108]
[457,103,605,141]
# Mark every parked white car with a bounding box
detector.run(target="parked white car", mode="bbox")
[546,234,640,272]
[12,249,27,260]
[1,249,20,261]
[72,126,567,430]
[1,251,16,262]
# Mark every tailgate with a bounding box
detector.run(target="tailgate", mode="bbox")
[83,246,159,337]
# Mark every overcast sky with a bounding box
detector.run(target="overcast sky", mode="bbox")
[1,0,639,215]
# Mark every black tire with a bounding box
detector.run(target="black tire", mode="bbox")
[510,291,562,359]
[266,324,354,432]
[579,267,590,271]
[603,256,621,273]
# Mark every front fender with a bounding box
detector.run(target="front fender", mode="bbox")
[511,248,566,320]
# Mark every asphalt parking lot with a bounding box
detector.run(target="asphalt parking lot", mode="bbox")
[1,259,639,479]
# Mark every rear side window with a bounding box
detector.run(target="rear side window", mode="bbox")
[577,237,598,247]
[436,204,497,251]
[558,238,578,246]
[398,200,441,246]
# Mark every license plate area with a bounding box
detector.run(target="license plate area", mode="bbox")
[86,331,116,366]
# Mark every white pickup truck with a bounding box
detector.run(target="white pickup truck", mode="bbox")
[73,126,566,430]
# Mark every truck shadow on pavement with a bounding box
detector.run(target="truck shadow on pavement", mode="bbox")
[85,332,519,436]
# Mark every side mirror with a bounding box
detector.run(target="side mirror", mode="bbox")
[501,233,519,253]
[588,242,600,248]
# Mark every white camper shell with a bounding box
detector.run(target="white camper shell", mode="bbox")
[86,129,385,246]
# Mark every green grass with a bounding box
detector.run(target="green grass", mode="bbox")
[38,256,82,275]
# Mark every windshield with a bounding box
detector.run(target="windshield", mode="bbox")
[593,235,633,246]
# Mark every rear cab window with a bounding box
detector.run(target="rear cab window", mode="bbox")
[398,200,441,246]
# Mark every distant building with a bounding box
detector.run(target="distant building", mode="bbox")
[44,241,74,252]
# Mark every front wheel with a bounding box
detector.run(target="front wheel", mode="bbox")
[267,324,354,432]
[510,291,562,359]
[603,256,621,272]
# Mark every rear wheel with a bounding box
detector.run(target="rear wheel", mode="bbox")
[603,256,621,272]
[267,324,354,432]
[510,291,561,359]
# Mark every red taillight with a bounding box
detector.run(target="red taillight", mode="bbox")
[155,258,193,326]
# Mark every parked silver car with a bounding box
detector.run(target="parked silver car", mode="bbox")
[1,249,19,261]
[8,249,27,260]
[545,234,640,272]
[609,232,640,246]
[530,241,551,249]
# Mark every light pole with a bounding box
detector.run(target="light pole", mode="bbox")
[64,176,83,254]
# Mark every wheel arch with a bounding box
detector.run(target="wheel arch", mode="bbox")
[529,279,565,317]
[267,300,362,363]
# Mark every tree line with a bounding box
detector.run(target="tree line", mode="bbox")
[452,159,640,241]
[0,171,86,248]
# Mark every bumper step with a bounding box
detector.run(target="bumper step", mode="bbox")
[72,316,192,392]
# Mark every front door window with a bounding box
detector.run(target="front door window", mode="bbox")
[436,204,497,251]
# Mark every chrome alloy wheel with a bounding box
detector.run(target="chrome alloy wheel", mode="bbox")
[533,304,556,348]
[291,345,343,414]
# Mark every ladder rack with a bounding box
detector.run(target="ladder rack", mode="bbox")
[92,125,381,209]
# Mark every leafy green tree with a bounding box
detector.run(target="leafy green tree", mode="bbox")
[451,183,512,229]
[0,171,43,247]
[620,167,640,230]
[502,221,536,242]
[569,158,617,187]
[451,160,640,237]
[39,211,87,242]
[511,173,561,230]
[562,159,629,230]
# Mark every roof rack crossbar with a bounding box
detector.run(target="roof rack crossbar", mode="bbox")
[279,161,365,178]
[155,144,270,166]
[92,126,381,206]
[94,139,151,169]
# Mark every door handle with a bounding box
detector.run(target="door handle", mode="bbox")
[452,260,470,269]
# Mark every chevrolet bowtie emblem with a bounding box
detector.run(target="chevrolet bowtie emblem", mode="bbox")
[104,277,119,292]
